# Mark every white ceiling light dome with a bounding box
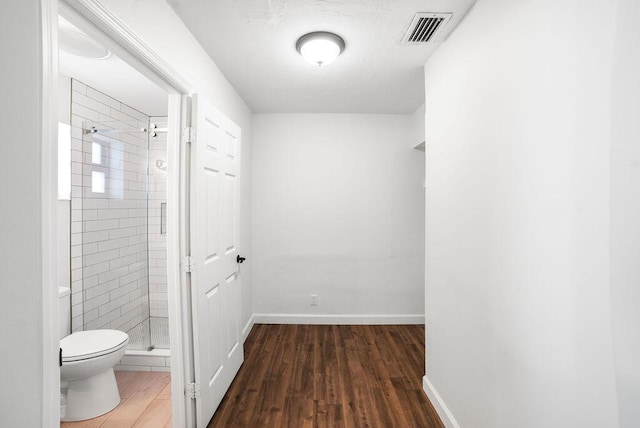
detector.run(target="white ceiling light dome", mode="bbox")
[296,31,345,67]
[58,24,111,60]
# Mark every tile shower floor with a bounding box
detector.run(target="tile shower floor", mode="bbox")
[126,317,170,350]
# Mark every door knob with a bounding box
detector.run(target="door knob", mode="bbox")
[236,255,246,264]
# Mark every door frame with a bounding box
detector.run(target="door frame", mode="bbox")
[42,0,196,425]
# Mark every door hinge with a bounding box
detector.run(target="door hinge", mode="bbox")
[187,382,200,399]
[182,126,196,144]
[182,256,195,273]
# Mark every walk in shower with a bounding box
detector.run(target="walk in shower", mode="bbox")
[69,80,169,352]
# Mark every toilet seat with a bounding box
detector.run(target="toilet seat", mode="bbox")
[61,329,129,362]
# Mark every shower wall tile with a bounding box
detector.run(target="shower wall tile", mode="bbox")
[86,86,120,110]
[71,79,87,95]
[70,80,151,339]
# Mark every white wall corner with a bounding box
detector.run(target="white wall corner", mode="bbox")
[423,375,460,428]
[253,313,425,325]
[242,314,255,343]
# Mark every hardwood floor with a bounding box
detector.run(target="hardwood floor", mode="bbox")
[209,324,443,428]
[60,325,440,428]
[60,371,172,428]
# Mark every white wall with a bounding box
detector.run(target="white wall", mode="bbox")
[0,0,45,425]
[409,103,425,148]
[100,0,254,332]
[252,114,424,321]
[423,0,620,426]
[610,0,640,426]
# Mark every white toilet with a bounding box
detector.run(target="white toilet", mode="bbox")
[59,287,129,421]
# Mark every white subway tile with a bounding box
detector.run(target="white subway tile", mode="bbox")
[83,308,100,324]
[82,198,109,209]
[108,199,138,209]
[108,227,139,239]
[149,275,168,286]
[82,242,98,255]
[149,283,167,293]
[109,280,138,300]
[98,266,129,284]
[128,234,147,245]
[71,186,83,199]
[86,86,121,110]
[70,267,82,282]
[97,209,129,220]
[84,279,118,300]
[119,217,144,228]
[82,260,110,277]
[109,254,139,270]
[85,248,120,266]
[83,275,99,289]
[71,291,83,306]
[97,237,129,252]
[120,298,142,315]
[71,256,82,270]
[119,103,148,122]
[71,197,82,211]
[108,108,139,127]
[119,244,143,258]
[84,219,120,232]
[98,294,131,316]
[82,230,109,244]
[72,92,111,115]
[120,270,144,286]
[71,222,82,234]
[71,79,87,94]
[83,292,109,312]
[71,245,82,258]
[83,210,98,221]
[85,307,120,330]
[71,315,84,331]
[70,114,86,128]
[71,103,101,122]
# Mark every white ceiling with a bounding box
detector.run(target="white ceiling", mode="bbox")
[168,0,475,114]
[58,16,168,117]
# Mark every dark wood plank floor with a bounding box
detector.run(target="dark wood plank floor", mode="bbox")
[208,324,443,428]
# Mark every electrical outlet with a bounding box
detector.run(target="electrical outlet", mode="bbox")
[310,294,318,306]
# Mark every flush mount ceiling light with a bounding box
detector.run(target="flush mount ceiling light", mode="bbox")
[58,26,111,60]
[296,31,345,67]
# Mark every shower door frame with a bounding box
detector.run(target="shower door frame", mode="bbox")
[42,0,196,426]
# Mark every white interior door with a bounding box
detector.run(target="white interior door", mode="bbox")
[189,94,243,427]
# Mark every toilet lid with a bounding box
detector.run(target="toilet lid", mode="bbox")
[60,329,129,362]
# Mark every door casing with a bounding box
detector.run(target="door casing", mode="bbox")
[43,0,198,426]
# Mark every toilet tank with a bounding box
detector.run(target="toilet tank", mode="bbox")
[59,286,71,339]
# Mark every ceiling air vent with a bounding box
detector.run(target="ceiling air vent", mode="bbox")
[402,13,453,43]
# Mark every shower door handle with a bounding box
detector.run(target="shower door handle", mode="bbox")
[236,255,246,264]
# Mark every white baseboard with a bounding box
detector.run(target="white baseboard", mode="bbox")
[242,314,255,343]
[423,375,460,428]
[252,313,425,325]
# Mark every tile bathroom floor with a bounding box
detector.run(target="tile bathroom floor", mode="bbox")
[60,371,171,428]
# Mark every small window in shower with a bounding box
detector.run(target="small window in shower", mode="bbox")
[91,171,105,193]
[91,142,102,165]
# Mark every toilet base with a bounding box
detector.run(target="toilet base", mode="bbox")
[61,368,121,421]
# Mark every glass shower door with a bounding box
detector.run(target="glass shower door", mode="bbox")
[76,119,153,350]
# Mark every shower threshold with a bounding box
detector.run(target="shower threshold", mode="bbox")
[126,317,170,350]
